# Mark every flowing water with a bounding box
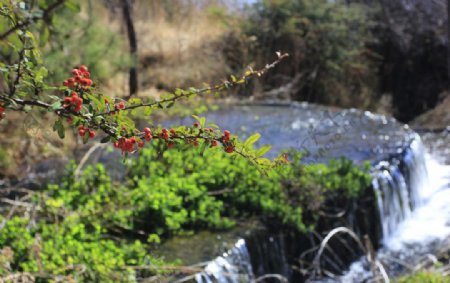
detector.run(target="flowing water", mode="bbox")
[189,104,450,283]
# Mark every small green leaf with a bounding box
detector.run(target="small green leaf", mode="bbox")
[256,145,272,157]
[208,123,219,129]
[35,66,48,83]
[244,133,261,147]
[144,106,152,116]
[53,119,65,139]
[48,101,61,112]
[82,132,89,144]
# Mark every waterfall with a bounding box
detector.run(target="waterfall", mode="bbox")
[195,239,255,283]
[339,134,450,281]
[371,134,428,241]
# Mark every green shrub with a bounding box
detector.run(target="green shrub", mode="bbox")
[0,215,154,282]
[242,0,377,108]
[397,271,450,283]
[0,145,371,281]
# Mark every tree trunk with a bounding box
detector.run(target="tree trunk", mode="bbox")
[121,0,138,97]
[448,0,450,86]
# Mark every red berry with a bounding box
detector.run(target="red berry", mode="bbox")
[167,142,175,149]
[67,78,75,87]
[63,80,69,86]
[88,130,96,138]
[71,69,80,76]
[211,140,218,147]
[84,71,91,78]
[82,78,92,86]
[193,122,200,128]
[79,65,88,73]
[79,128,86,137]
[138,141,145,148]
[74,75,82,82]
[115,101,125,110]
[66,116,73,124]
[224,130,231,137]
[225,145,234,153]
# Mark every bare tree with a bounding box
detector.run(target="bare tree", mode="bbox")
[121,0,138,98]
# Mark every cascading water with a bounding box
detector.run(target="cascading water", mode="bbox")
[339,135,450,282]
[371,134,427,241]
[195,239,255,283]
[187,104,449,282]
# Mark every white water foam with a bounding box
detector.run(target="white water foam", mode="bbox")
[340,139,450,282]
[384,153,450,250]
[195,239,255,283]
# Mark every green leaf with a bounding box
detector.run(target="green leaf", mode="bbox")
[53,119,65,139]
[128,98,142,105]
[144,106,152,116]
[82,131,89,144]
[35,66,48,84]
[192,115,206,127]
[174,88,183,96]
[256,145,272,157]
[199,117,206,127]
[207,123,219,129]
[65,0,81,12]
[48,101,61,112]
[244,133,261,147]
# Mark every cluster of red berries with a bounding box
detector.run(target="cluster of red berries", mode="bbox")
[63,65,92,89]
[64,91,83,112]
[143,127,153,141]
[0,104,5,120]
[160,128,169,140]
[114,101,126,112]
[114,137,138,153]
[78,125,96,138]
[222,130,234,153]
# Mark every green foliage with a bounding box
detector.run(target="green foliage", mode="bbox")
[396,271,450,283]
[44,146,371,238]
[41,1,129,84]
[243,0,377,107]
[0,144,371,281]
[0,215,155,282]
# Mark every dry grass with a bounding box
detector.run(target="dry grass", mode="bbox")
[133,1,235,92]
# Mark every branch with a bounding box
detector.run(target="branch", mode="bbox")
[0,0,66,41]
[93,52,290,117]
[0,94,51,108]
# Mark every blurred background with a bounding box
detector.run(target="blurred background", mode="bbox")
[3,0,450,189]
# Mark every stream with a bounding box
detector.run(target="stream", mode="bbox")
[185,103,450,283]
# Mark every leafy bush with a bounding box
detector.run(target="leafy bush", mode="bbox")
[0,215,154,282]
[242,0,377,107]
[0,144,371,281]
